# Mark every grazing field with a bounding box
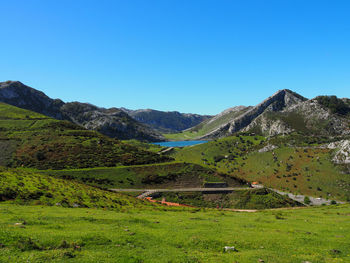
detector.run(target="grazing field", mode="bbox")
[0,203,349,262]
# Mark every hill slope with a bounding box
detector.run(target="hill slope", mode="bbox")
[0,102,170,169]
[0,81,164,142]
[39,162,248,190]
[0,167,149,209]
[170,134,350,201]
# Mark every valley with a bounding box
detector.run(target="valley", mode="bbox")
[1,83,350,262]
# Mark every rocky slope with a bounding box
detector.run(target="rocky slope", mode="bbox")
[122,108,211,133]
[193,89,350,139]
[0,81,164,141]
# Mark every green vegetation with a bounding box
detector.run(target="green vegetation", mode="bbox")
[172,135,265,169]
[0,167,151,209]
[0,203,349,262]
[171,134,350,201]
[39,162,247,190]
[316,96,350,116]
[234,147,350,201]
[154,188,302,209]
[122,139,164,153]
[0,102,170,169]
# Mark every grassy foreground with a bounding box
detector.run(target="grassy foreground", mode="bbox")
[0,204,349,263]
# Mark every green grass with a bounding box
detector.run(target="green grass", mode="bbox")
[38,162,247,190]
[153,188,303,209]
[0,102,170,169]
[0,203,349,262]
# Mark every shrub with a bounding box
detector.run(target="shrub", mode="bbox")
[304,196,311,205]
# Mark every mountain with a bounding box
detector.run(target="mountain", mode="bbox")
[0,81,164,142]
[60,102,164,141]
[174,89,350,139]
[121,108,211,133]
[0,102,170,169]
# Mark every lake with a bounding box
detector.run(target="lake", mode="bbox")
[153,140,208,147]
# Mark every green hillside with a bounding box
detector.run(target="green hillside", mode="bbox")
[0,167,151,209]
[38,162,247,190]
[171,134,350,201]
[0,102,170,169]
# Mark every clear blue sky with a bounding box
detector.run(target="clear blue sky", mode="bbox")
[1,0,349,115]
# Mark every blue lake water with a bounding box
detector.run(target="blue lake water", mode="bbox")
[153,140,208,147]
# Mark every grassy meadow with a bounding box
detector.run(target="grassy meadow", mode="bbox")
[0,203,349,263]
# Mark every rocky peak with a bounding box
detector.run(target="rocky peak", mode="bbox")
[199,89,307,139]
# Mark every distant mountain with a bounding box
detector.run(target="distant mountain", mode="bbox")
[181,89,350,139]
[121,108,212,133]
[0,81,164,142]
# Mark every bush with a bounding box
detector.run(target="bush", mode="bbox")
[316,96,350,115]
[304,196,311,205]
[213,155,225,163]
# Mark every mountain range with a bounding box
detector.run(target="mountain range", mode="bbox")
[1,81,350,142]
[0,81,209,142]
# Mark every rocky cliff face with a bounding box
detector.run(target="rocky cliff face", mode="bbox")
[121,108,211,133]
[61,102,165,141]
[0,81,164,142]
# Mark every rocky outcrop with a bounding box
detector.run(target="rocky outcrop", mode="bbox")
[328,140,350,164]
[0,81,164,142]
